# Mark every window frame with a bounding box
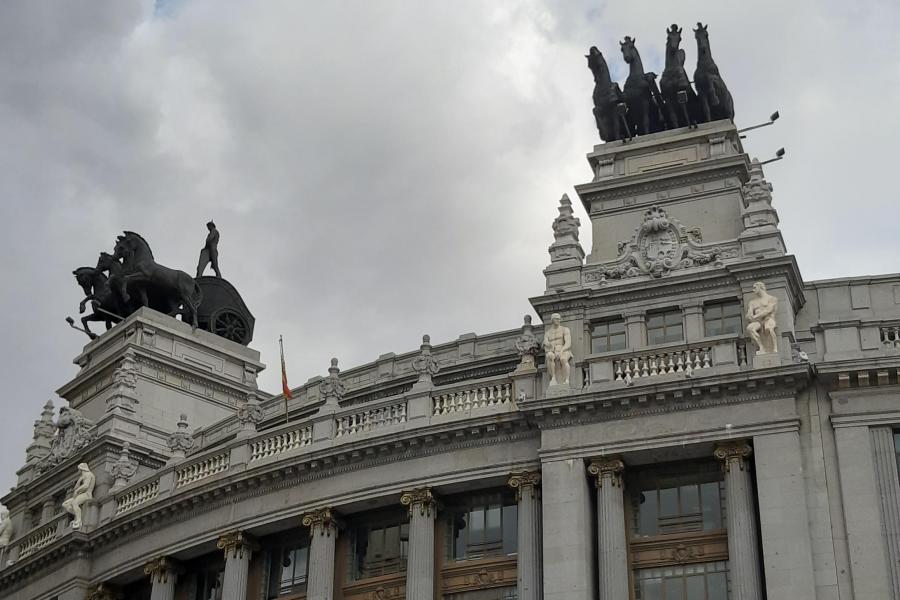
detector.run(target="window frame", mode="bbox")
[264,531,311,599]
[446,490,518,562]
[349,509,410,581]
[702,300,743,338]
[646,309,685,345]
[590,317,627,354]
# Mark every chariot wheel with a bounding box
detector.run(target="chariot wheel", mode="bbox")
[210,308,250,344]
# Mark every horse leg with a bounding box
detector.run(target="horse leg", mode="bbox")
[641,103,650,135]
[699,92,711,123]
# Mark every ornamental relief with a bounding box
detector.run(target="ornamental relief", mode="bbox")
[584,205,740,282]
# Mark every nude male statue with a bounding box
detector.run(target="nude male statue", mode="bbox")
[543,313,573,386]
[196,221,221,278]
[746,281,778,354]
[0,505,12,548]
[62,463,95,530]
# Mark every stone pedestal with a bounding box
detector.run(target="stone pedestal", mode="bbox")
[508,472,542,600]
[217,532,256,600]
[145,556,181,600]
[714,442,763,600]
[400,488,437,600]
[303,508,338,600]
[752,353,781,369]
[587,457,628,600]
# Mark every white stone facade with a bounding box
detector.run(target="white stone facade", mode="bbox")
[1,120,899,600]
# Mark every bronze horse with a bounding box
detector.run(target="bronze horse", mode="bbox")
[586,46,627,142]
[112,232,203,328]
[693,23,734,122]
[620,37,664,136]
[660,24,700,129]
[73,266,123,339]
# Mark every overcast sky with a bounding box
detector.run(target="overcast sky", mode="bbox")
[1,0,898,493]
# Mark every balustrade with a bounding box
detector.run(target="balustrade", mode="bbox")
[175,452,230,488]
[250,425,313,462]
[335,401,407,437]
[115,479,160,515]
[881,326,900,349]
[613,346,712,384]
[432,382,512,416]
[18,520,60,559]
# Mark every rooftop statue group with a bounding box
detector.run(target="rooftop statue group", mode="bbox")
[588,22,734,142]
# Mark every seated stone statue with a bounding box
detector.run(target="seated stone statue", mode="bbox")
[0,505,11,548]
[62,463,96,530]
[746,281,778,355]
[543,313,573,386]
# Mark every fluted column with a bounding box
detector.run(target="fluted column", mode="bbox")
[508,471,542,600]
[217,531,256,600]
[144,556,181,600]
[400,488,437,600]
[714,441,763,600]
[303,507,339,600]
[872,426,900,598]
[587,457,628,600]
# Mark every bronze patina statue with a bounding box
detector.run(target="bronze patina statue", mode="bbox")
[73,265,125,339]
[693,23,734,122]
[619,37,665,136]
[586,46,628,142]
[196,221,221,278]
[660,24,700,129]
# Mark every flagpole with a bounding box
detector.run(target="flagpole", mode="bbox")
[279,335,290,425]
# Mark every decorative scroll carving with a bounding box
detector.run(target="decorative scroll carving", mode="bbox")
[237,394,264,427]
[588,456,625,488]
[507,471,541,501]
[108,442,138,490]
[302,507,338,536]
[319,358,345,403]
[411,335,440,382]
[714,440,752,472]
[216,531,257,559]
[400,488,437,517]
[514,316,541,370]
[441,557,517,595]
[584,206,739,282]
[167,414,194,455]
[35,406,97,474]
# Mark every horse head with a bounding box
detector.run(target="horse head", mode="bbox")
[585,47,611,84]
[620,36,639,65]
[694,22,711,55]
[73,267,96,296]
[666,24,683,54]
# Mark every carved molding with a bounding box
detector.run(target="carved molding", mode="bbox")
[216,530,257,559]
[714,440,753,472]
[400,487,437,517]
[630,529,728,569]
[441,556,516,594]
[587,456,625,488]
[342,573,405,600]
[507,471,541,501]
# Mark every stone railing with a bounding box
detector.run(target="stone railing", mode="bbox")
[881,326,900,349]
[115,479,160,516]
[250,424,313,462]
[613,346,713,383]
[175,452,230,488]
[432,381,513,416]
[17,516,65,559]
[335,400,408,437]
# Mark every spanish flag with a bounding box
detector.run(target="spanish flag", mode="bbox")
[280,335,292,422]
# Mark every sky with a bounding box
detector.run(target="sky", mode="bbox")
[1,0,899,493]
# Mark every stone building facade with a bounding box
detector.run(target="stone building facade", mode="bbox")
[1,120,899,600]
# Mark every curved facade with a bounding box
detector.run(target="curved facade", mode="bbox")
[2,120,900,600]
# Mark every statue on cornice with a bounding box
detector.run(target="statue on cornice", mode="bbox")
[515,315,541,371]
[543,313,573,387]
[62,463,96,529]
[0,505,12,548]
[746,282,778,355]
[35,406,97,474]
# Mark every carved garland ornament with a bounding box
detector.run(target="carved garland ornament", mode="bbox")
[587,457,625,488]
[400,488,437,517]
[507,471,541,500]
[584,206,739,282]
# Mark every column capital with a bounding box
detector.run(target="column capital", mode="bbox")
[714,440,753,472]
[302,506,340,536]
[508,471,541,500]
[144,555,183,584]
[216,530,258,559]
[400,487,438,517]
[587,456,625,488]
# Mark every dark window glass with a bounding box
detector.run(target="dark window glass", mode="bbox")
[195,565,225,600]
[703,301,742,337]
[449,492,518,561]
[352,518,409,580]
[267,541,309,598]
[633,469,724,537]
[647,310,684,345]
[591,319,627,353]
[634,562,728,600]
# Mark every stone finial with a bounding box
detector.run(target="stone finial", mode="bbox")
[216,531,258,559]
[26,400,57,463]
[714,441,753,472]
[545,194,585,291]
[166,414,194,458]
[302,507,338,536]
[744,159,773,205]
[62,462,96,530]
[507,471,541,500]
[319,358,345,405]
[109,351,138,413]
[587,456,625,488]
[552,194,580,242]
[35,406,97,474]
[0,504,12,548]
[108,442,138,491]
[740,158,780,236]
[400,488,438,517]
[144,556,183,584]
[237,392,265,429]
[514,315,541,371]
[411,334,440,384]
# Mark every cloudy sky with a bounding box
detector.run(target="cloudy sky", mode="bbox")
[1,0,898,492]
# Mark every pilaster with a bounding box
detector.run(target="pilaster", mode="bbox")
[587,457,628,600]
[714,441,763,600]
[217,531,257,600]
[508,471,542,600]
[624,312,646,349]
[303,507,339,600]
[400,488,437,600]
[872,426,900,599]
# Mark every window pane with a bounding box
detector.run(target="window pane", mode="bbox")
[664,312,681,326]
[666,323,684,342]
[659,487,678,517]
[609,320,626,334]
[706,320,721,337]
[664,578,684,600]
[638,491,658,536]
[722,315,741,334]
[502,504,518,555]
[470,508,485,544]
[722,302,741,317]
[707,572,727,600]
[701,482,722,529]
[685,575,704,599]
[454,513,467,559]
[647,314,664,328]
[680,485,700,515]
[384,526,399,559]
[295,546,308,580]
[641,577,662,600]
[486,504,502,542]
[610,333,627,351]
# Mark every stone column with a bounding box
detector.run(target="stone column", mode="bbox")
[508,471,542,600]
[714,441,763,600]
[217,531,256,600]
[541,459,593,600]
[400,488,437,600]
[872,426,900,598]
[587,457,628,600]
[144,556,181,600]
[303,507,339,600]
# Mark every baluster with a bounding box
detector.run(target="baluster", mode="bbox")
[463,390,472,410]
[623,361,631,380]
[667,355,675,373]
[702,349,712,368]
[676,352,684,372]
[650,356,658,376]
[640,358,649,378]
[615,361,623,381]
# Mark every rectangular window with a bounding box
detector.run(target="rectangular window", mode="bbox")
[647,310,684,345]
[591,318,627,354]
[632,468,724,537]
[703,301,742,337]
[634,561,728,600]
[352,519,409,579]
[267,541,309,598]
[448,492,517,561]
